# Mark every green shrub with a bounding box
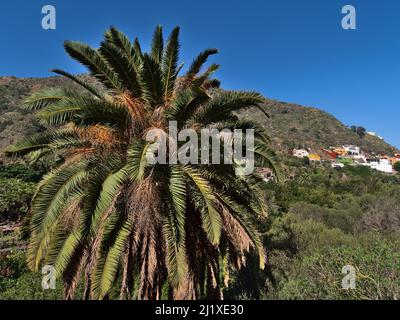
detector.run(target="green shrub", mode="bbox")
[358,188,400,233]
[271,234,400,300]
[288,199,362,234]
[0,163,44,182]
[0,250,63,300]
[0,178,35,220]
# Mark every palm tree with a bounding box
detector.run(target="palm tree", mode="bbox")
[6,26,278,300]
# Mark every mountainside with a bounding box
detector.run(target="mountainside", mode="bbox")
[245,100,398,156]
[0,76,92,159]
[0,76,398,159]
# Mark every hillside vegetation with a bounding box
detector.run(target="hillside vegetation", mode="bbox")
[1,76,398,162]
[0,76,93,158]
[244,99,398,155]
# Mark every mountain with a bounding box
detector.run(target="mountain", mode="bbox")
[0,76,398,160]
[0,76,92,160]
[243,99,398,156]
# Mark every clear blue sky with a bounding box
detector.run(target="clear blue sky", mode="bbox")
[1,0,399,147]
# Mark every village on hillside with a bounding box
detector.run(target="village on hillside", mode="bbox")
[291,144,400,174]
[256,143,400,183]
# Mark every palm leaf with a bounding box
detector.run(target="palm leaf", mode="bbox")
[22,87,68,110]
[99,41,141,96]
[51,69,104,98]
[151,25,164,64]
[4,128,81,157]
[187,48,218,76]
[161,27,180,100]
[126,139,152,181]
[98,218,133,299]
[183,166,221,245]
[139,53,163,108]
[64,41,122,90]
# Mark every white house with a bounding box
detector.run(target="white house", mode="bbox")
[363,159,393,173]
[292,149,309,158]
[343,145,360,155]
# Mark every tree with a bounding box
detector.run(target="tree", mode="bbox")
[0,178,35,221]
[5,26,278,300]
[356,126,366,139]
[351,125,366,139]
[394,161,400,172]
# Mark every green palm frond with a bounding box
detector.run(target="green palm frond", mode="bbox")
[37,100,81,125]
[90,207,124,299]
[133,37,144,66]
[139,53,163,108]
[54,230,84,277]
[151,25,164,64]
[193,63,220,87]
[51,69,104,98]
[165,87,210,124]
[187,48,218,76]
[184,166,222,245]
[126,139,152,181]
[27,161,88,270]
[30,160,88,233]
[203,78,221,89]
[99,41,141,96]
[90,165,129,235]
[22,87,68,110]
[193,90,264,125]
[43,222,70,265]
[74,96,131,128]
[77,164,116,233]
[164,166,188,287]
[98,218,133,299]
[215,119,271,145]
[163,214,188,289]
[64,41,122,90]
[168,166,186,243]
[4,128,81,157]
[104,27,135,59]
[161,26,180,100]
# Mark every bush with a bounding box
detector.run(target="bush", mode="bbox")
[0,250,63,300]
[0,178,35,220]
[358,188,400,233]
[289,200,362,234]
[0,163,44,182]
[270,234,400,300]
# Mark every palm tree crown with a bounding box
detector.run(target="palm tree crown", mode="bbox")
[6,26,278,300]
